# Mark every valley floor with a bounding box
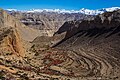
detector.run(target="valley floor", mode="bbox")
[0,47,119,80]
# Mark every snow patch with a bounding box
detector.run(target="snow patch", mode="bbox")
[6,7,120,15]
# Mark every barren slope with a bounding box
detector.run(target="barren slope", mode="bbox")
[53,10,120,79]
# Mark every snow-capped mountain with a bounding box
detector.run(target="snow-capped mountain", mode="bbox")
[6,7,120,15]
[79,7,120,15]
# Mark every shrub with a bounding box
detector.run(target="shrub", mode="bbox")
[20,73,29,80]
[6,52,13,55]
[0,70,5,80]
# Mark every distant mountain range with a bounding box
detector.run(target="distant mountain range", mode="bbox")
[6,7,120,15]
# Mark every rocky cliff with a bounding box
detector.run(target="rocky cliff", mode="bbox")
[0,9,42,57]
[0,28,25,56]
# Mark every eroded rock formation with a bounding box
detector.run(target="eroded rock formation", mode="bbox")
[0,9,41,57]
[0,28,25,56]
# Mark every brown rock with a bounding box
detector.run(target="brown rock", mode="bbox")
[0,29,25,57]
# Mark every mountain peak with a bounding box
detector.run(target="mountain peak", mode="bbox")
[6,7,120,15]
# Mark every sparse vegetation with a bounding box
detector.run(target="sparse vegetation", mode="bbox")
[5,60,11,64]
[6,52,13,55]
[20,73,29,80]
[0,70,5,80]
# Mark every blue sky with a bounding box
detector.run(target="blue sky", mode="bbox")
[0,0,120,10]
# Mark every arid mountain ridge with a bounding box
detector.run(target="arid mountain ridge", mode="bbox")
[8,10,94,36]
[0,8,120,79]
[7,7,120,36]
[53,9,120,79]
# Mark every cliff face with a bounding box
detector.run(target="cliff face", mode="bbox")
[0,9,42,57]
[0,9,25,56]
[0,28,25,56]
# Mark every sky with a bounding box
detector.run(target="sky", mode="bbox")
[0,0,120,10]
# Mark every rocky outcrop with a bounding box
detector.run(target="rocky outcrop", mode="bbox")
[0,28,25,57]
[0,9,42,57]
